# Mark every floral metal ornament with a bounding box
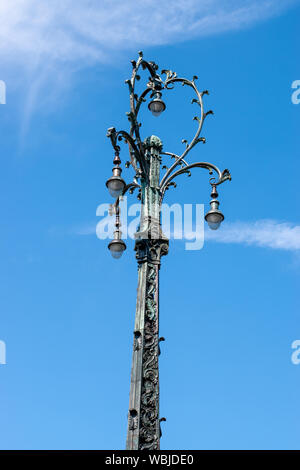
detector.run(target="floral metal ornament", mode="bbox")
[105,52,231,450]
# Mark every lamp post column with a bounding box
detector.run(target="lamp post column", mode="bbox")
[126,136,168,450]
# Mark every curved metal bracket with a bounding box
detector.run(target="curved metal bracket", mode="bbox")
[107,51,231,208]
[159,73,212,187]
[160,162,231,203]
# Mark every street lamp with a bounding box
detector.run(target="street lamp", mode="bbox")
[148,91,166,117]
[205,184,225,230]
[106,152,126,198]
[108,201,126,259]
[105,51,231,450]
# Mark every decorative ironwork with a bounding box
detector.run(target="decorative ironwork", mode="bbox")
[107,51,231,206]
[106,51,232,450]
[128,409,138,431]
[139,262,159,450]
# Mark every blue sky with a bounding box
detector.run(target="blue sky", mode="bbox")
[0,0,299,450]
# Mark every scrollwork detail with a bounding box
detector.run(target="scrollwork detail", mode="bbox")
[139,263,160,450]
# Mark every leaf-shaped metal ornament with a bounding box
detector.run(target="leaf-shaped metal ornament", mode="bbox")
[205,110,214,118]
[181,139,189,148]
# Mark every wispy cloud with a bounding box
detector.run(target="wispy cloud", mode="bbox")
[73,223,98,236]
[77,218,300,252]
[205,219,300,251]
[2,0,298,139]
[0,1,298,68]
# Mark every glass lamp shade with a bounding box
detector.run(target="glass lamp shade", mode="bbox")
[205,210,224,230]
[108,239,126,259]
[106,176,126,198]
[148,98,166,117]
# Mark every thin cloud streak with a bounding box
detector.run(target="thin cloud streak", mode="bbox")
[0,1,298,68]
[74,223,98,236]
[205,220,300,251]
[1,0,297,139]
[77,219,300,252]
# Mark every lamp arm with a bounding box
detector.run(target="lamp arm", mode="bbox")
[122,182,141,197]
[160,151,189,169]
[160,162,231,203]
[159,74,212,188]
[125,52,164,176]
[107,127,148,178]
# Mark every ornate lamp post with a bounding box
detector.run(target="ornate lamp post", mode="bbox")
[105,52,231,450]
